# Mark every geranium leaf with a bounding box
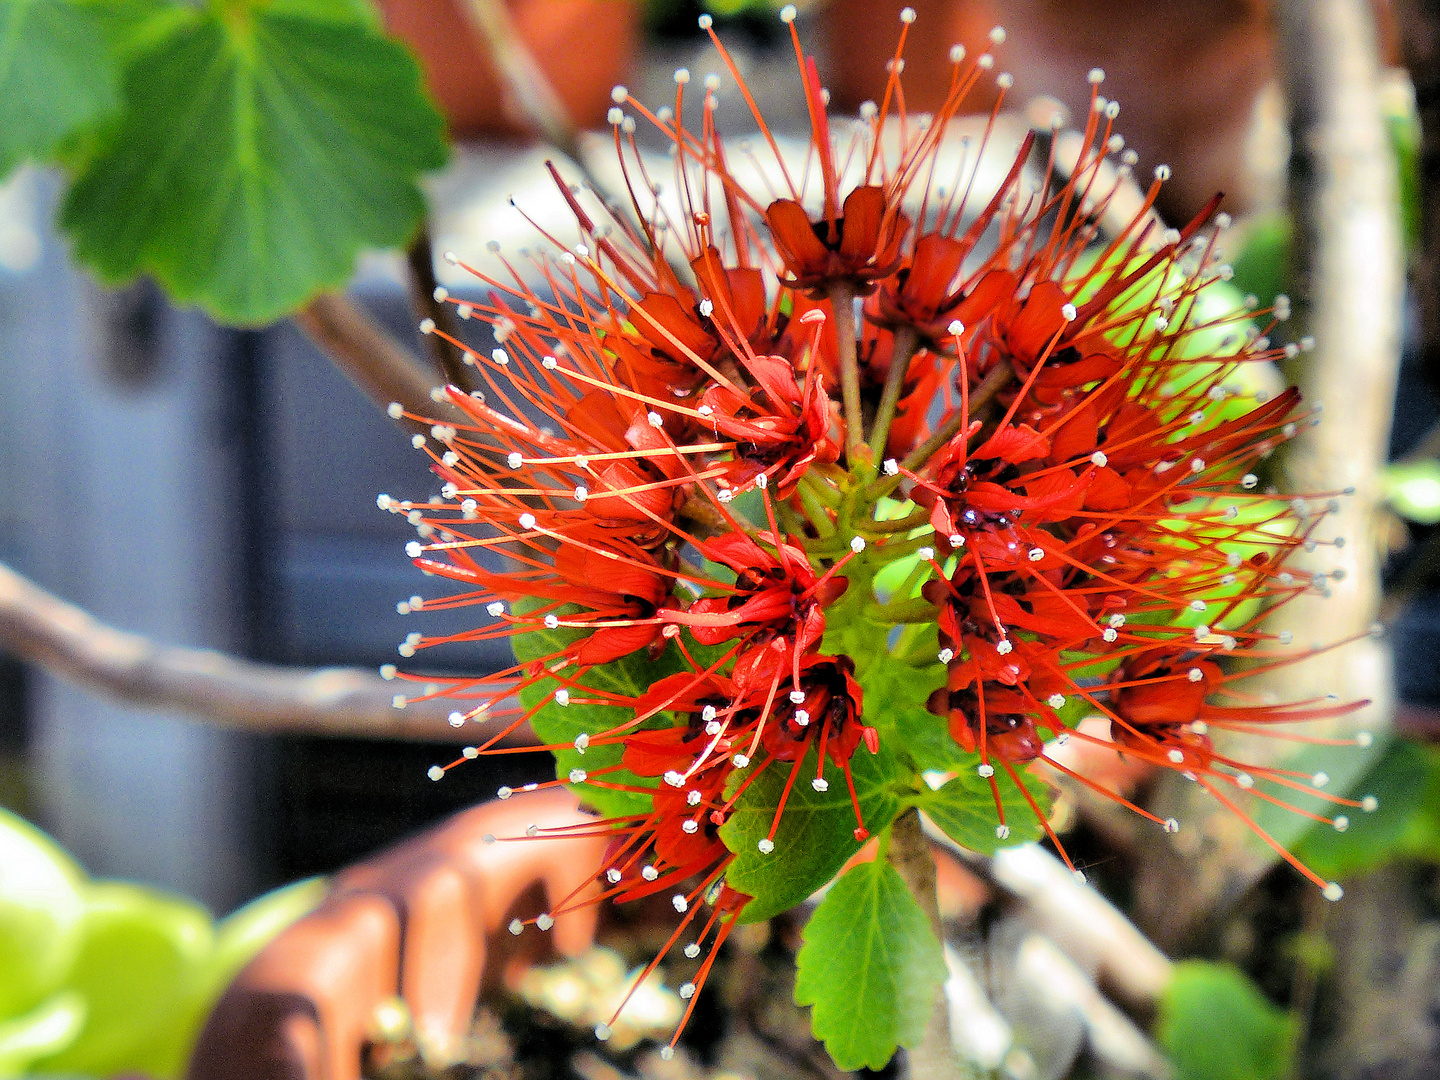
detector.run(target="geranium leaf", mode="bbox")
[793,859,947,1072]
[917,765,1050,853]
[61,0,447,325]
[720,740,898,922]
[0,0,122,179]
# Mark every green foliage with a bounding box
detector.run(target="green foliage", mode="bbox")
[0,993,86,1078]
[31,881,215,1075]
[511,614,705,820]
[61,0,448,325]
[793,858,947,1072]
[0,0,122,179]
[1384,459,1440,525]
[720,741,899,923]
[125,877,327,1079]
[1157,961,1295,1080]
[0,808,323,1077]
[0,809,87,1019]
[916,766,1050,854]
[1290,739,1440,880]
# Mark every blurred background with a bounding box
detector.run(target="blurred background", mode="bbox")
[1,0,1438,1076]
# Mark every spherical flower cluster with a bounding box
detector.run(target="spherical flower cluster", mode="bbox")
[380,8,1371,1049]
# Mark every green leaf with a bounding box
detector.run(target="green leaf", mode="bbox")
[0,0,122,179]
[1289,739,1440,880]
[1157,962,1294,1080]
[0,808,87,1019]
[720,741,899,922]
[124,876,328,1080]
[918,766,1050,854]
[883,703,966,772]
[512,616,696,820]
[1384,460,1440,525]
[61,0,447,325]
[793,859,947,1072]
[32,881,214,1076]
[0,992,86,1077]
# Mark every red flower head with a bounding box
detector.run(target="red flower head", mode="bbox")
[386,10,1377,1059]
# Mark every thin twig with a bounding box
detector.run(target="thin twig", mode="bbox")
[293,292,463,434]
[406,223,473,393]
[0,561,531,745]
[457,0,614,206]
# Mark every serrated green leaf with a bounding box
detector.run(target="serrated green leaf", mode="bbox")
[720,741,899,922]
[1158,962,1294,1080]
[0,0,122,179]
[793,859,947,1072]
[511,615,694,820]
[61,1,447,324]
[918,766,1050,854]
[881,703,965,772]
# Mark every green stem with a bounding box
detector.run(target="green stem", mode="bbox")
[887,808,962,1080]
[866,360,1015,502]
[829,279,866,465]
[863,507,931,535]
[795,480,836,538]
[867,323,921,464]
[867,597,939,624]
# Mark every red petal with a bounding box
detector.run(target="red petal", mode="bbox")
[838,186,886,261]
[766,199,829,277]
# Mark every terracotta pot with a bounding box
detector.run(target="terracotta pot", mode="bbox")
[375,0,641,138]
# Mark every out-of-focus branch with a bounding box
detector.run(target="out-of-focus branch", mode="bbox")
[405,224,474,393]
[460,0,578,159]
[0,560,531,746]
[1395,0,1440,391]
[927,823,1174,1013]
[293,292,463,435]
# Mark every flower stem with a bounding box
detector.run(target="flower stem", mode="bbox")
[867,323,921,463]
[865,360,1015,502]
[887,807,962,1080]
[828,279,866,465]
